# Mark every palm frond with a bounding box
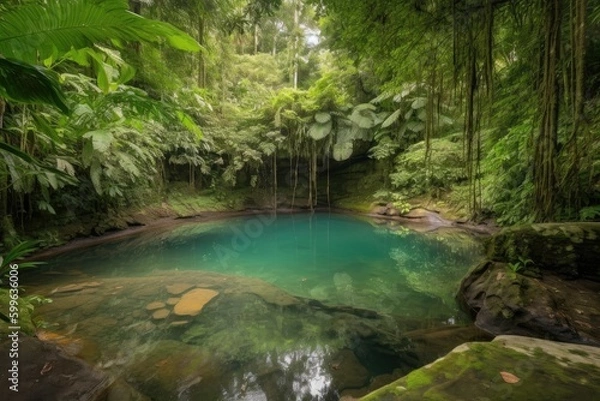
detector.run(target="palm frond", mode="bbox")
[0,0,201,64]
[0,57,69,113]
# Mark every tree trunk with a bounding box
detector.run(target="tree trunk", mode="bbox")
[292,0,300,88]
[197,14,206,88]
[534,0,562,222]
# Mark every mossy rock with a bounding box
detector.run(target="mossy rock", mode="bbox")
[458,261,600,344]
[360,335,600,401]
[486,223,600,281]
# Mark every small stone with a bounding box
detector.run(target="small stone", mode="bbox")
[169,321,190,328]
[152,309,170,320]
[146,302,166,311]
[166,283,194,295]
[166,297,180,306]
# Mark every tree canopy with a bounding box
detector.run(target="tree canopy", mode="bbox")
[1,0,600,247]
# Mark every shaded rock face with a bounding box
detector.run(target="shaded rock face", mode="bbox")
[360,335,600,401]
[458,222,600,345]
[0,336,109,401]
[459,262,600,345]
[486,222,600,281]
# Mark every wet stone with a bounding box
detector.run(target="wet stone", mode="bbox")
[145,301,166,311]
[152,309,170,320]
[166,283,194,295]
[173,288,219,317]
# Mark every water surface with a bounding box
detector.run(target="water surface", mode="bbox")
[29,213,484,400]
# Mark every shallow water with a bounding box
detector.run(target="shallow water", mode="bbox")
[40,213,481,318]
[28,213,485,400]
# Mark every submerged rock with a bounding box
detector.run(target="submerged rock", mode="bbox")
[166,283,194,295]
[126,340,225,400]
[359,335,600,401]
[145,301,166,311]
[173,288,219,316]
[0,336,112,401]
[152,309,170,320]
[328,349,370,391]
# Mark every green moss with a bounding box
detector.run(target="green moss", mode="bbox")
[405,369,434,389]
[568,349,589,357]
[360,341,600,401]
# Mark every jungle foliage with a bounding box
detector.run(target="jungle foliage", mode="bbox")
[1,0,600,249]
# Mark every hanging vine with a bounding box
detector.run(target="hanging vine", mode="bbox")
[452,0,494,217]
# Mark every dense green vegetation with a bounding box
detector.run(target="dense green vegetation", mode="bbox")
[1,0,600,249]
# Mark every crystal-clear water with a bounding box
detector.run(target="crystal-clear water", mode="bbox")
[29,213,484,400]
[41,213,481,318]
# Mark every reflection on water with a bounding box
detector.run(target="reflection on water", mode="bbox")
[27,213,485,400]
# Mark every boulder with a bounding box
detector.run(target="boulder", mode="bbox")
[458,261,600,345]
[486,222,600,281]
[359,335,600,401]
[0,336,111,401]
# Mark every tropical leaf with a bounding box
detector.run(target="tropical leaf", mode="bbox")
[89,161,103,194]
[411,97,427,109]
[83,130,114,154]
[176,110,203,139]
[308,120,332,140]
[314,112,332,124]
[381,109,402,128]
[0,141,36,163]
[407,121,425,132]
[0,57,69,113]
[333,141,353,161]
[349,108,376,129]
[0,0,201,64]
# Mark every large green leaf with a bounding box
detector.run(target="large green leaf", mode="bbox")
[314,112,332,124]
[411,97,427,109]
[0,141,36,163]
[333,141,353,161]
[381,109,402,128]
[176,110,203,139]
[83,130,114,153]
[0,0,201,64]
[308,120,332,140]
[0,57,69,113]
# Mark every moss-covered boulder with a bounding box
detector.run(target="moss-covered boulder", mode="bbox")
[486,223,600,281]
[458,261,600,344]
[359,335,600,401]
